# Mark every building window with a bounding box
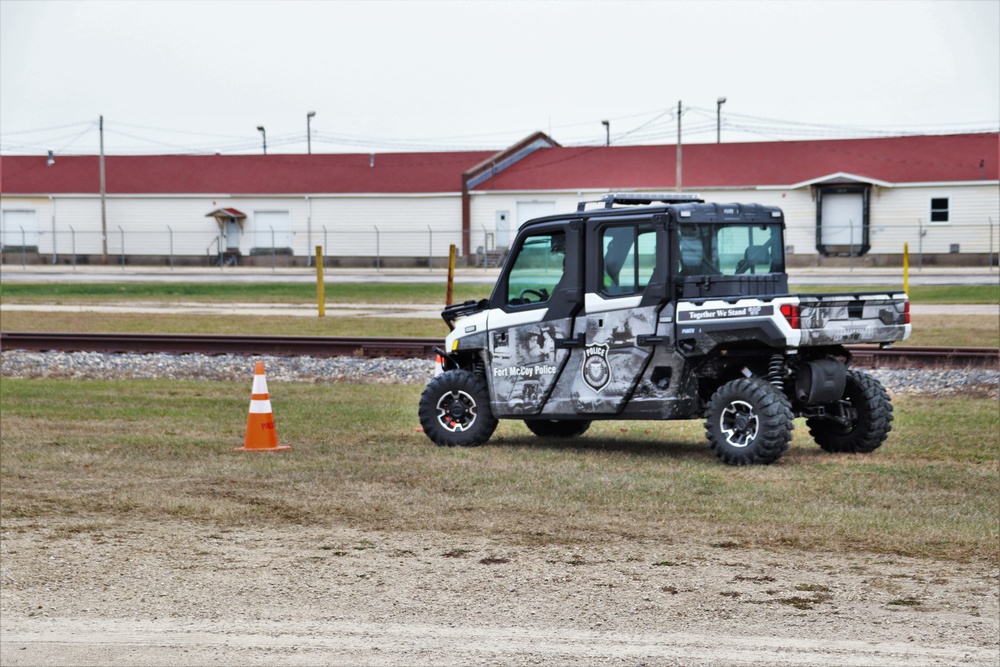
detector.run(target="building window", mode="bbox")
[930,197,950,225]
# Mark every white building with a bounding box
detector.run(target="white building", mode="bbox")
[2,132,997,267]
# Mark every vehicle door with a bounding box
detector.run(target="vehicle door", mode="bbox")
[484,221,583,417]
[558,216,669,415]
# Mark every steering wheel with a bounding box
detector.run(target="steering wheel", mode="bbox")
[518,288,549,302]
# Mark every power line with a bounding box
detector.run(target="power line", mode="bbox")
[3,109,997,156]
[0,120,95,137]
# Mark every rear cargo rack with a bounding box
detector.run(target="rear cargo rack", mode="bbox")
[577,192,704,212]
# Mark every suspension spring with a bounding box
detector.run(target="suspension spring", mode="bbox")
[767,354,786,390]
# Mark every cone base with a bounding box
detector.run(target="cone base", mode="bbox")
[233,445,292,452]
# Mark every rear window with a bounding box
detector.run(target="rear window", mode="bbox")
[678,223,784,276]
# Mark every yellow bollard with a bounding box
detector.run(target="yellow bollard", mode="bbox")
[446,244,456,306]
[316,245,325,317]
[903,242,909,294]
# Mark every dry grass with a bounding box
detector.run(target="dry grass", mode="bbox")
[0,311,449,338]
[1,379,996,563]
[907,314,999,348]
[3,310,997,347]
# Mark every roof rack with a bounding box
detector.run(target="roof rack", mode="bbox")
[577,192,704,212]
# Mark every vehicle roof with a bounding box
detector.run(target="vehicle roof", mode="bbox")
[519,201,784,230]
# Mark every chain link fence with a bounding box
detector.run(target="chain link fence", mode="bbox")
[1,220,997,271]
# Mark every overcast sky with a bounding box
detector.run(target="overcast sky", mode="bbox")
[1,0,998,155]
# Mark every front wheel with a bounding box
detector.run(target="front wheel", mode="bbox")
[806,369,893,453]
[418,370,498,447]
[704,378,793,465]
[524,419,592,438]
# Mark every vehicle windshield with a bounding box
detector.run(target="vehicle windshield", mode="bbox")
[677,223,784,276]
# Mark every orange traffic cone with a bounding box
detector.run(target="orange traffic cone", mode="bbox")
[234,361,290,452]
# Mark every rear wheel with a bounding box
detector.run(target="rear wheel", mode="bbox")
[807,369,892,453]
[418,370,498,447]
[704,378,793,465]
[524,419,592,438]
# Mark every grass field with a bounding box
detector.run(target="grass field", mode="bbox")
[1,378,996,563]
[2,282,998,305]
[0,308,995,347]
[0,281,494,305]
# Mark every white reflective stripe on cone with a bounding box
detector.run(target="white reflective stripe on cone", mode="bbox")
[252,375,269,394]
[249,399,273,414]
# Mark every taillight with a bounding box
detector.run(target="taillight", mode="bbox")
[904,301,910,325]
[780,304,800,329]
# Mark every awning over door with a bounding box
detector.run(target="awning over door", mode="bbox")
[205,208,247,230]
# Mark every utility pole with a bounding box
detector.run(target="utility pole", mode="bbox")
[257,126,267,155]
[100,115,108,264]
[716,97,727,143]
[307,111,316,154]
[675,100,682,192]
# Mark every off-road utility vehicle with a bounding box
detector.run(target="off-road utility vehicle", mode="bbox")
[419,194,910,465]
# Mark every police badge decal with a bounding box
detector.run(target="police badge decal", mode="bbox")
[582,343,611,392]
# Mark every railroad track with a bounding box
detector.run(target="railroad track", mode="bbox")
[0,332,997,370]
[0,332,442,360]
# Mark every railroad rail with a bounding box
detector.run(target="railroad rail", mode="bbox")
[0,332,997,370]
[0,332,441,360]
[846,345,998,370]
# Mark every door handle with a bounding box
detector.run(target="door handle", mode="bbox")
[636,335,666,346]
[555,334,586,349]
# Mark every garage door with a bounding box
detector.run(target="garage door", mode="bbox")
[2,210,39,248]
[820,193,864,249]
[253,210,292,250]
[516,201,557,230]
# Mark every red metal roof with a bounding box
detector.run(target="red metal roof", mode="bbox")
[205,208,246,218]
[472,134,998,191]
[2,134,995,196]
[0,151,495,195]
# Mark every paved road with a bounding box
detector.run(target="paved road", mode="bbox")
[1,264,999,286]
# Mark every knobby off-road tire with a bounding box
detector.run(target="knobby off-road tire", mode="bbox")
[418,370,498,447]
[704,378,794,466]
[806,369,893,454]
[523,419,592,439]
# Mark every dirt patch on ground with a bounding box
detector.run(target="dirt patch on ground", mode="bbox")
[1,518,996,666]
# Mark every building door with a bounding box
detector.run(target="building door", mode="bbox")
[1,209,39,249]
[253,210,292,250]
[516,201,556,231]
[816,186,870,256]
[495,210,510,249]
[224,217,241,250]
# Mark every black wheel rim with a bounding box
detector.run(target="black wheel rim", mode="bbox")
[435,390,478,433]
[719,400,759,447]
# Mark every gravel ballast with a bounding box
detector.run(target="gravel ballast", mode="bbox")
[2,350,997,398]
